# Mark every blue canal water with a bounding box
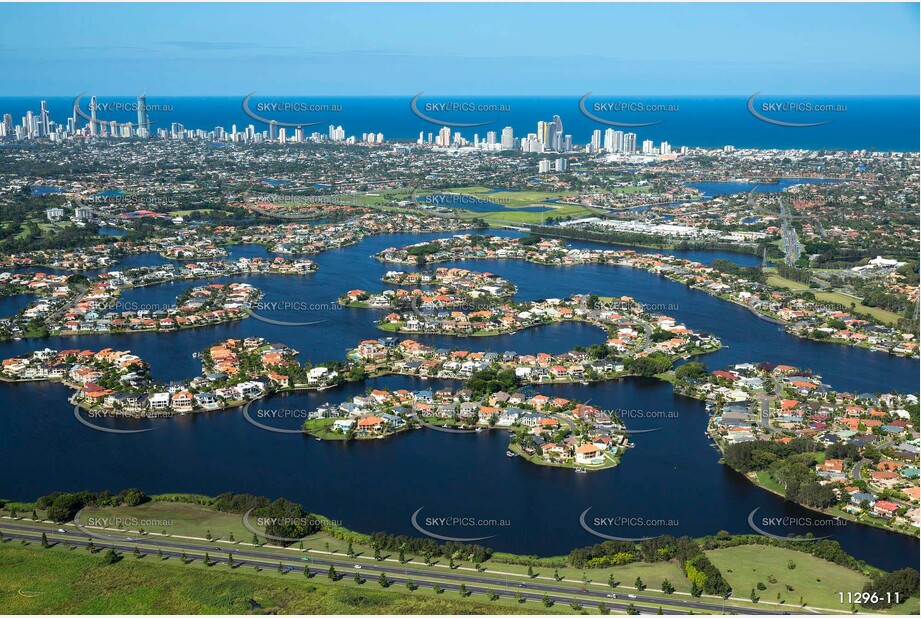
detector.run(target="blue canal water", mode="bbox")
[28,186,62,196]
[0,231,917,569]
[686,178,848,197]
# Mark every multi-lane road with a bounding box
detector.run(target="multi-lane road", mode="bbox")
[0,519,824,615]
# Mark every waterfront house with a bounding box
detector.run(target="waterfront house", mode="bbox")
[171,391,194,413]
[575,444,604,465]
[149,392,171,411]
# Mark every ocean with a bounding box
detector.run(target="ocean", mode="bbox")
[1,95,918,152]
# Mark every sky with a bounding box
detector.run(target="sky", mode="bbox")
[1,3,918,96]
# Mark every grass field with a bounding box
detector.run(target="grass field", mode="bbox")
[0,542,548,615]
[437,186,592,226]
[332,185,596,226]
[765,271,901,326]
[79,502,253,542]
[753,471,787,496]
[705,544,919,613]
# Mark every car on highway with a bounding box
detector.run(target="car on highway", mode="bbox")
[57,528,66,533]
[354,564,362,569]
[606,593,617,599]
[301,557,311,562]
[627,594,637,599]
[516,583,527,588]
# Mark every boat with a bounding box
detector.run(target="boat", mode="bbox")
[316,385,329,391]
[314,437,321,441]
[580,381,590,385]
[575,468,587,474]
[475,427,484,432]
[506,450,517,458]
[626,442,636,448]
[191,352,199,358]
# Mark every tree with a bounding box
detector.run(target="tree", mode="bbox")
[554,568,563,581]
[458,583,468,597]
[635,576,645,591]
[598,601,610,615]
[252,534,260,546]
[626,603,639,615]
[204,552,211,566]
[377,572,389,588]
[101,549,121,564]
[227,553,234,568]
[433,583,443,594]
[133,546,141,559]
[353,572,363,584]
[542,594,554,607]
[487,589,499,601]
[40,533,49,548]
[118,487,147,506]
[675,362,708,381]
[528,565,534,578]
[327,565,337,580]
[661,579,675,594]
[405,579,417,592]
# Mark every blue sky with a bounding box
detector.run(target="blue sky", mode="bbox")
[1,3,918,95]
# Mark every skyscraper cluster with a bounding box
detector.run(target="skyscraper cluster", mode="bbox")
[423,115,573,153]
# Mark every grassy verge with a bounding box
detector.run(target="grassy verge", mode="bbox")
[705,544,918,614]
[0,541,547,615]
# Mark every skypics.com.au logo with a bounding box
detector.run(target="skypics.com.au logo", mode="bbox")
[579,507,678,542]
[410,93,510,127]
[747,93,845,128]
[241,94,342,128]
[410,506,509,542]
[579,93,679,127]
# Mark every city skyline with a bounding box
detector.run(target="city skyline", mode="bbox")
[3,94,680,157]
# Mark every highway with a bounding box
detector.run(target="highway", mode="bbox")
[0,520,813,615]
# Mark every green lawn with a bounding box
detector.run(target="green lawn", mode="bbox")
[79,502,253,542]
[0,542,547,615]
[753,471,786,496]
[706,545,884,611]
[345,185,596,226]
